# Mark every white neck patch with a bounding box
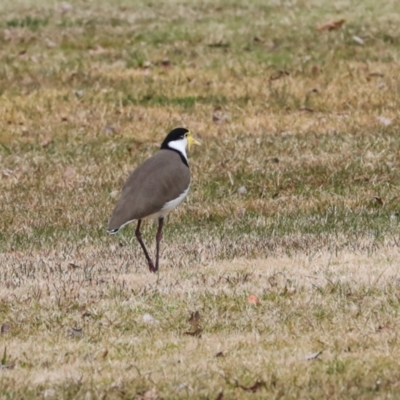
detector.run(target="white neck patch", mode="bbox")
[167,137,188,162]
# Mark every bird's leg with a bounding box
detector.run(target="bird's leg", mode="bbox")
[155,217,164,272]
[135,220,156,272]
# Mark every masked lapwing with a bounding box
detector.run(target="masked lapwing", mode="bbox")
[107,127,200,273]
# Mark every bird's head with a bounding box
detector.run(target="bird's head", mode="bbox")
[161,128,201,151]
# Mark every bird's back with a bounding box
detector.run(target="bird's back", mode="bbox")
[108,150,190,232]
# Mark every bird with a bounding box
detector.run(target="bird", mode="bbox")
[107,127,200,273]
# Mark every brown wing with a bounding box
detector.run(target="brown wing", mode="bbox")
[108,150,190,231]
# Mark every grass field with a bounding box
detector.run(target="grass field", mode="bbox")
[1,0,400,398]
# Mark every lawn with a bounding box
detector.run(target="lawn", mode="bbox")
[1,0,400,398]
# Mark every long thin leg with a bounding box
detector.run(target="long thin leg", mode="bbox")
[155,217,164,272]
[135,220,156,272]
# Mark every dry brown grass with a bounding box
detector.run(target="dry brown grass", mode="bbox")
[1,0,400,397]
[2,246,400,398]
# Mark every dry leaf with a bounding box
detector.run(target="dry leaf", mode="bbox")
[2,169,14,178]
[81,311,91,318]
[188,311,201,328]
[269,70,290,81]
[185,311,202,337]
[236,380,265,393]
[248,294,260,305]
[1,323,10,334]
[184,327,202,338]
[373,196,384,206]
[303,350,323,361]
[317,19,345,32]
[376,323,392,332]
[40,137,53,148]
[212,108,229,124]
[161,58,171,67]
[212,113,221,123]
[68,327,83,338]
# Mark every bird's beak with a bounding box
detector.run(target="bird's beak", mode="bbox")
[187,132,201,150]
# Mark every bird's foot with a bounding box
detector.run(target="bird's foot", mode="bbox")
[148,260,158,273]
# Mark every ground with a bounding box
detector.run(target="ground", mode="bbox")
[1,0,400,398]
